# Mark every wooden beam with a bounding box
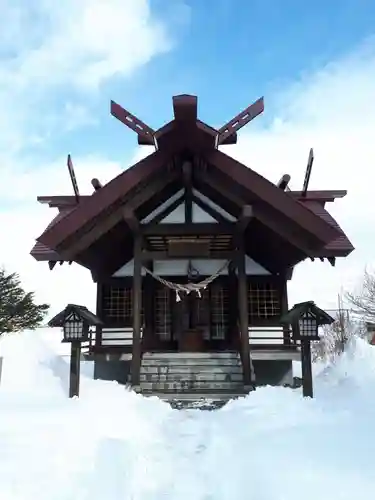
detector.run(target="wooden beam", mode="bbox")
[143,222,235,236]
[123,208,139,233]
[183,161,193,223]
[130,233,143,388]
[37,196,89,208]
[141,250,234,261]
[289,190,347,202]
[236,205,253,233]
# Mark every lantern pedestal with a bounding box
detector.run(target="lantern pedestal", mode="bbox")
[301,339,313,398]
[280,301,335,399]
[69,341,81,398]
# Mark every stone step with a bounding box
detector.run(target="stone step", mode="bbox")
[140,365,243,375]
[140,381,244,392]
[140,372,243,383]
[141,392,249,410]
[142,358,242,367]
[142,351,239,360]
[145,392,247,400]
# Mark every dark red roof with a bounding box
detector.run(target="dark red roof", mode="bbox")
[300,200,354,256]
[30,209,73,261]
[30,94,354,268]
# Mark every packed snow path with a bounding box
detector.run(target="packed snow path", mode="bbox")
[0,330,374,500]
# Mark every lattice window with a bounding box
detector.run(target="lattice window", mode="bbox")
[155,286,172,340]
[102,284,144,325]
[248,281,281,320]
[210,282,228,339]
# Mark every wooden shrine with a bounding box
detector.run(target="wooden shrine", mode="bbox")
[31,94,354,395]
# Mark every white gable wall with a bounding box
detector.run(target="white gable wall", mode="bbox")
[114,189,270,278]
[140,189,236,224]
[113,256,270,277]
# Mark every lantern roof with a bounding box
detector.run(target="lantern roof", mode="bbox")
[48,303,102,328]
[280,301,335,326]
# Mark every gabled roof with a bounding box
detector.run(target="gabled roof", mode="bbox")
[48,303,103,327]
[31,94,354,273]
[280,301,336,326]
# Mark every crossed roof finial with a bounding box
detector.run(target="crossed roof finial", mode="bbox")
[110,94,264,150]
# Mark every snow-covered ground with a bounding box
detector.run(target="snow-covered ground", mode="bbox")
[0,329,374,500]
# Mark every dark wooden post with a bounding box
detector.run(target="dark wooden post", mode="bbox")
[227,262,238,348]
[69,341,81,398]
[237,239,253,388]
[280,276,291,345]
[95,282,103,350]
[131,233,143,388]
[301,339,313,397]
[143,260,154,350]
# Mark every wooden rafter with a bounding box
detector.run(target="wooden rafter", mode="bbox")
[302,148,314,197]
[110,100,156,145]
[217,97,264,145]
[67,155,80,202]
[236,205,253,233]
[56,171,178,259]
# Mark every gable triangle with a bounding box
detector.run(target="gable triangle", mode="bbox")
[192,202,217,223]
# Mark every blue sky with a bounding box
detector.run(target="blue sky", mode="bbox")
[35,0,375,163]
[1,0,375,312]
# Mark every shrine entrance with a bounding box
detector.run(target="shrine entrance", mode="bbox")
[152,278,232,351]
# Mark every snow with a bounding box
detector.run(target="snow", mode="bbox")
[0,329,374,499]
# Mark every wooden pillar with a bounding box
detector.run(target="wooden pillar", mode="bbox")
[301,339,313,397]
[237,239,253,387]
[227,262,238,347]
[131,233,143,388]
[280,276,291,345]
[95,282,103,350]
[143,260,154,351]
[69,341,81,398]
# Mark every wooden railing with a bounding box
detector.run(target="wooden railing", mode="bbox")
[90,325,298,350]
[248,326,298,349]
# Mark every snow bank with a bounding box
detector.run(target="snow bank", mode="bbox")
[0,330,374,500]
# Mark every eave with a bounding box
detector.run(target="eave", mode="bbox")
[203,149,342,246]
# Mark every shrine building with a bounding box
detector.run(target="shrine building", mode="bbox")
[30,95,354,400]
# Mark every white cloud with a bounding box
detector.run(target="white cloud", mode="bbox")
[229,39,375,308]
[1,0,173,91]
[0,10,374,316]
[0,0,185,315]
[0,0,182,155]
